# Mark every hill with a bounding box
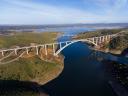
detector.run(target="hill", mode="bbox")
[74,28,128,54]
[0,32,63,96]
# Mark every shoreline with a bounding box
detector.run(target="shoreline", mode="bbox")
[103,60,128,96]
[0,32,65,96]
[93,48,122,55]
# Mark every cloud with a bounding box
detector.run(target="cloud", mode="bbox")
[0,0,128,24]
[106,0,128,16]
[0,0,99,24]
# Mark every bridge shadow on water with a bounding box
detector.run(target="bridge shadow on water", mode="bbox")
[42,42,117,96]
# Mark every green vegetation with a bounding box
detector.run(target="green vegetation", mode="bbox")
[75,28,128,52]
[0,56,59,96]
[76,28,126,38]
[0,32,58,48]
[0,32,62,96]
[108,32,128,51]
[0,56,60,81]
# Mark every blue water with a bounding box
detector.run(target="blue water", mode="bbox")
[43,42,116,96]
[42,27,127,96]
[38,27,94,34]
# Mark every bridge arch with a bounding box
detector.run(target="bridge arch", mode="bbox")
[54,39,97,56]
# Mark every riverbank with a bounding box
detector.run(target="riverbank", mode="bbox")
[73,28,128,55]
[0,32,64,96]
[93,48,121,56]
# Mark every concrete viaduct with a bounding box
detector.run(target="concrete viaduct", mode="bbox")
[0,34,118,57]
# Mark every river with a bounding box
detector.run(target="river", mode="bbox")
[39,27,120,96]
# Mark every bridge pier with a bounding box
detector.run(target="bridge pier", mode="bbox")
[36,46,39,55]
[14,49,17,55]
[45,45,48,55]
[52,44,55,55]
[95,37,98,46]
[99,37,102,43]
[1,51,4,56]
[92,38,95,43]
[105,36,108,41]
[100,36,103,43]
[26,48,29,55]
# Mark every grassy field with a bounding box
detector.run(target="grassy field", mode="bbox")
[0,32,58,48]
[0,32,63,96]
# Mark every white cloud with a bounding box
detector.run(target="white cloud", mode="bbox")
[106,0,128,16]
[0,0,99,24]
[0,0,128,24]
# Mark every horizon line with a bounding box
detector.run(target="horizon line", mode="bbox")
[0,22,128,26]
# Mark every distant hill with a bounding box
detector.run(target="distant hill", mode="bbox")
[0,23,128,33]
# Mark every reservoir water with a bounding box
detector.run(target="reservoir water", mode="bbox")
[41,27,118,96]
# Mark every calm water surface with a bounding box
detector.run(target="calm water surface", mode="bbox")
[41,28,117,96]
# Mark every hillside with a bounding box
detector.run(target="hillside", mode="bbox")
[0,32,59,48]
[74,28,126,38]
[0,32,63,96]
[108,32,128,51]
[74,28,128,54]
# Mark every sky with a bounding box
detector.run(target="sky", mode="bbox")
[0,0,128,25]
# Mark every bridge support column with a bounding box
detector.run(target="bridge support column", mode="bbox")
[92,38,95,43]
[26,48,29,55]
[106,36,108,41]
[14,49,17,55]
[99,37,102,43]
[52,44,55,55]
[102,36,105,42]
[104,36,106,42]
[95,37,98,46]
[108,35,111,40]
[1,51,4,56]
[45,45,47,56]
[36,46,39,55]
